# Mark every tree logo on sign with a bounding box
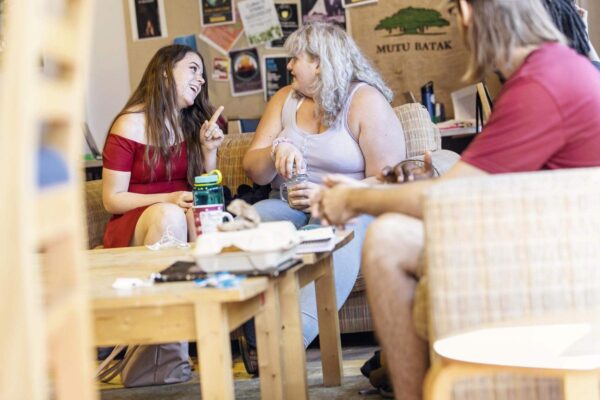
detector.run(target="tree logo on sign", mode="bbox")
[375,7,449,36]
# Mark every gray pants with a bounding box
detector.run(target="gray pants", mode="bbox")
[253,196,372,347]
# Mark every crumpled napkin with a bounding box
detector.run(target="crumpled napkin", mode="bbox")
[195,221,299,256]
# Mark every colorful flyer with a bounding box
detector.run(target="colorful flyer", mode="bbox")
[129,0,168,41]
[229,47,263,97]
[173,34,198,50]
[198,11,244,56]
[238,0,283,46]
[263,55,292,102]
[342,0,377,8]
[268,3,300,48]
[212,57,230,81]
[301,0,346,30]
[199,0,235,26]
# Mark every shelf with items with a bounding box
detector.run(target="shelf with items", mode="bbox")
[0,0,97,398]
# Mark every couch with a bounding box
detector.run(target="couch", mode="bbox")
[422,167,600,398]
[85,103,458,335]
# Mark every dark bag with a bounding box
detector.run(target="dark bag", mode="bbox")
[97,342,192,388]
[360,350,394,398]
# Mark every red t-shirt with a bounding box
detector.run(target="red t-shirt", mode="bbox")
[462,43,600,173]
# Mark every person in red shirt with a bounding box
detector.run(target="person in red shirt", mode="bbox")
[312,0,600,398]
[102,44,224,249]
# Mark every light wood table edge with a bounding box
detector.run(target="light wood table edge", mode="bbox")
[424,357,600,400]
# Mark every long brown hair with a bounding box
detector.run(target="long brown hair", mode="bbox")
[454,0,566,81]
[110,44,213,185]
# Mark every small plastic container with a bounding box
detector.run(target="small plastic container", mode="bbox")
[192,170,225,235]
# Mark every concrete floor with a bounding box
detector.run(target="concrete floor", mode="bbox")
[99,335,381,400]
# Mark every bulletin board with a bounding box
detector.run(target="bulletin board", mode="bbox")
[122,0,472,121]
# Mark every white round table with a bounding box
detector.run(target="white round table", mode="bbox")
[425,322,600,400]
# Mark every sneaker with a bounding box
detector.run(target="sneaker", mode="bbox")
[238,335,259,376]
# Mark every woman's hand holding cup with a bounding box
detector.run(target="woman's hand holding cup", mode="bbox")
[274,141,306,179]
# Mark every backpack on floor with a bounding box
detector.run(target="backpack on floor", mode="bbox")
[360,350,394,398]
[96,343,192,388]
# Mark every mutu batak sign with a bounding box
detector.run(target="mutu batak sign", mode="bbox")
[375,7,453,53]
[349,1,469,115]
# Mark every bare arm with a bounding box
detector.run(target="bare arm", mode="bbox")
[315,161,486,224]
[242,86,292,184]
[102,168,188,214]
[348,85,407,180]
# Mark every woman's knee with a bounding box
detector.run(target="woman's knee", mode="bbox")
[142,203,187,234]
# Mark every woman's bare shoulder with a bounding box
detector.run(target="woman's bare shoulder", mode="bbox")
[270,85,294,105]
[110,107,146,143]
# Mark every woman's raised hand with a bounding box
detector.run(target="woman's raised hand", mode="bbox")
[274,142,306,179]
[200,106,225,151]
[169,191,194,209]
[200,121,224,151]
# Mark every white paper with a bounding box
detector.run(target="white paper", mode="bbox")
[238,0,283,46]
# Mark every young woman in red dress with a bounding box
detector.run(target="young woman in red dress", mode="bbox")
[102,44,224,248]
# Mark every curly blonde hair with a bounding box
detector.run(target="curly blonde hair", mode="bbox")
[285,22,393,127]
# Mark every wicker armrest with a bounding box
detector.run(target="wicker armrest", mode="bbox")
[217,133,255,195]
[84,180,111,249]
[423,167,600,340]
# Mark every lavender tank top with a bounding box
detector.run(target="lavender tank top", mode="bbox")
[272,83,367,189]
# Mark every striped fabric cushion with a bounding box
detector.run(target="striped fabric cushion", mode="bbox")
[423,167,600,399]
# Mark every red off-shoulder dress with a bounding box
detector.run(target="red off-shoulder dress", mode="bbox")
[102,134,190,248]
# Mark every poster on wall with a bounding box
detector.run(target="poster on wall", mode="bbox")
[268,3,300,48]
[263,55,292,101]
[129,0,168,41]
[229,47,263,96]
[343,0,377,8]
[212,57,230,81]
[198,11,244,56]
[301,0,347,30]
[200,0,235,26]
[238,0,283,46]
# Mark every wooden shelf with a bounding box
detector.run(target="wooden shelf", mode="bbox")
[0,0,97,398]
[46,289,86,336]
[37,184,77,246]
[42,21,77,66]
[39,80,75,121]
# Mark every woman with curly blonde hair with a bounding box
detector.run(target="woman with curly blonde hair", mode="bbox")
[240,22,406,370]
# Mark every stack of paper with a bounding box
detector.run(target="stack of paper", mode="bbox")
[296,226,336,254]
[437,84,479,137]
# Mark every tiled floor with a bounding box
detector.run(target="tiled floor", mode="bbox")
[99,335,380,400]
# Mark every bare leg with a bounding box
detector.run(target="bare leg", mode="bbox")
[362,213,429,400]
[132,203,188,246]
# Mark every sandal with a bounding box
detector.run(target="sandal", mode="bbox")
[238,335,259,376]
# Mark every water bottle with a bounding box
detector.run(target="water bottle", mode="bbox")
[192,170,231,235]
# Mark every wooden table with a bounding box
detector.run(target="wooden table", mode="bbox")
[425,320,600,400]
[88,230,353,400]
[88,246,282,400]
[277,230,354,400]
